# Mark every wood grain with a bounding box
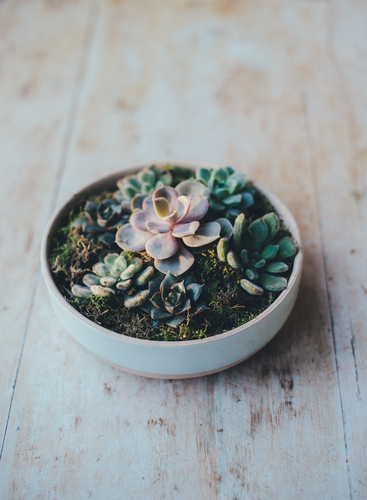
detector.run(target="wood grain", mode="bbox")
[0,0,96,447]
[0,0,366,498]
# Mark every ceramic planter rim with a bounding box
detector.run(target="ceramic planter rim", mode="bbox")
[41,161,303,347]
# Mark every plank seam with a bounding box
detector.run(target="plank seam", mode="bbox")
[299,84,352,500]
[0,0,100,462]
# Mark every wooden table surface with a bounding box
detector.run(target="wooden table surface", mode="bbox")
[1,1,366,498]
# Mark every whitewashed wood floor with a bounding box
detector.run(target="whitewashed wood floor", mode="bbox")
[1,1,366,499]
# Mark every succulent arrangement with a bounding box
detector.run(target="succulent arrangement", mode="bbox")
[50,164,298,340]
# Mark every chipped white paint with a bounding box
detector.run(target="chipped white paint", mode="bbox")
[0,0,365,498]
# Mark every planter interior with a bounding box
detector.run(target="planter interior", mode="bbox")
[41,162,303,379]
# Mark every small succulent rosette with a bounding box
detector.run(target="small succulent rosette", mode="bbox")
[195,166,255,221]
[73,199,129,245]
[71,252,153,307]
[113,165,173,211]
[141,272,207,328]
[217,212,297,295]
[116,183,221,276]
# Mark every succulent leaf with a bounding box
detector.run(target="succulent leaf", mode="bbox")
[182,222,221,247]
[262,213,279,246]
[246,268,258,281]
[83,274,101,287]
[124,290,150,308]
[276,237,297,258]
[265,262,289,273]
[259,273,287,291]
[233,213,246,255]
[248,219,268,251]
[71,285,93,298]
[217,237,229,262]
[260,245,279,261]
[240,279,264,296]
[216,218,234,239]
[227,250,243,270]
[90,285,115,297]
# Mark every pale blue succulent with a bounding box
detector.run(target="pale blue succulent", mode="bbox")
[71,253,153,308]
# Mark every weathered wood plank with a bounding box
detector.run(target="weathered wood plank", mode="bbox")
[0,0,96,448]
[296,0,367,496]
[1,0,364,498]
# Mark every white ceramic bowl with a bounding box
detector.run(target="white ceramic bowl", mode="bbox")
[41,162,303,379]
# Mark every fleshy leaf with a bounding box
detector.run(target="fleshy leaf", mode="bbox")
[217,237,229,262]
[248,219,268,251]
[215,218,234,239]
[145,219,172,234]
[241,192,254,207]
[104,253,119,268]
[254,259,266,269]
[151,291,166,310]
[72,285,92,298]
[246,268,258,280]
[196,168,212,185]
[261,245,279,261]
[153,186,178,211]
[116,280,132,290]
[175,180,210,198]
[155,243,195,276]
[135,266,155,285]
[116,224,153,252]
[131,194,146,211]
[151,307,173,320]
[172,221,200,238]
[149,279,162,296]
[83,274,101,287]
[182,222,221,247]
[265,262,289,273]
[240,279,264,296]
[90,285,115,297]
[120,264,136,280]
[93,263,110,277]
[124,290,150,308]
[153,197,170,218]
[160,271,179,292]
[181,194,208,223]
[130,210,158,231]
[186,283,203,303]
[145,232,178,259]
[262,213,279,246]
[259,273,287,291]
[222,194,242,207]
[233,213,246,255]
[240,249,249,265]
[165,312,187,328]
[227,250,243,270]
[100,277,117,287]
[277,237,297,258]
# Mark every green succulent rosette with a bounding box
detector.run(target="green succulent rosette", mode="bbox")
[195,166,255,220]
[217,212,297,295]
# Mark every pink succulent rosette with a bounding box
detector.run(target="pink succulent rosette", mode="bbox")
[116,182,221,275]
